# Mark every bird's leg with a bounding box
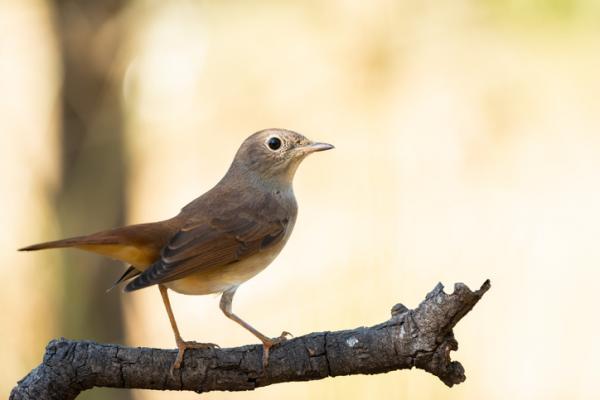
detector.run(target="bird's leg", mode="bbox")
[158,285,219,373]
[219,286,292,367]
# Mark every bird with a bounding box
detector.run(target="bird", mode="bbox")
[20,128,334,371]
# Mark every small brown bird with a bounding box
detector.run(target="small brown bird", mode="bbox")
[20,128,333,370]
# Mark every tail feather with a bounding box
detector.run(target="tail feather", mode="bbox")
[18,221,178,267]
[19,236,120,251]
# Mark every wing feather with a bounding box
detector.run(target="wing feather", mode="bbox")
[125,198,289,292]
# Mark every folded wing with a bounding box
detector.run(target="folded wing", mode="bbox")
[124,211,288,292]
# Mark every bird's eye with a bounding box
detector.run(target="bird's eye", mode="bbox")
[267,136,282,151]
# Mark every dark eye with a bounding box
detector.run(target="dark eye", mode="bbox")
[267,136,282,150]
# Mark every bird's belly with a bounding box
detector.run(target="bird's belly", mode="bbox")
[164,248,281,295]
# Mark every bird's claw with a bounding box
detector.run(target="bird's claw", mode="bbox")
[279,331,293,340]
[261,331,293,367]
[170,340,220,376]
[180,340,220,349]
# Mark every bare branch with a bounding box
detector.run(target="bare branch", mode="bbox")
[11,280,490,400]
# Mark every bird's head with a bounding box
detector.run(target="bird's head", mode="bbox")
[227,128,334,186]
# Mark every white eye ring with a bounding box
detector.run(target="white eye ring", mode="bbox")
[266,136,283,151]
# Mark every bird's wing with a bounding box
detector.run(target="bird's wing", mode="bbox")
[106,266,141,292]
[124,208,289,291]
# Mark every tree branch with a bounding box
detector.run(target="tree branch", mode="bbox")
[11,280,490,400]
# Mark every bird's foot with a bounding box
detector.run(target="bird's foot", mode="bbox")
[170,340,220,375]
[261,331,293,367]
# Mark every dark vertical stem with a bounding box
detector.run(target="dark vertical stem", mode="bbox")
[51,1,130,399]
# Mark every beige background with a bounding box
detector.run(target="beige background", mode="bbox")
[2,1,600,399]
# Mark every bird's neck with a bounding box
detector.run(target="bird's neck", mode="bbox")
[222,161,297,195]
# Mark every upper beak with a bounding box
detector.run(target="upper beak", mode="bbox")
[302,142,335,153]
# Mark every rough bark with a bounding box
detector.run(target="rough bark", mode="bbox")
[11,280,490,400]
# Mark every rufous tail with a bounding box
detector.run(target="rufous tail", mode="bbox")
[18,235,110,251]
[18,221,177,267]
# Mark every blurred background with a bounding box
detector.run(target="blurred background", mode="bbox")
[2,0,600,399]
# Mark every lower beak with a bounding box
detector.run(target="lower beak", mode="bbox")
[303,142,335,153]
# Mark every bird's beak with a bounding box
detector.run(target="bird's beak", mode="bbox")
[301,142,335,153]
